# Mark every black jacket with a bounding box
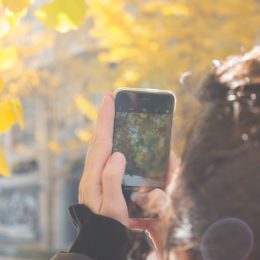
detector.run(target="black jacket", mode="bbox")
[51,204,153,260]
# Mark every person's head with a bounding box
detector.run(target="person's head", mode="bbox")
[169,46,260,260]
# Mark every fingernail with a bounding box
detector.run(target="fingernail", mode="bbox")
[130,192,138,202]
[102,95,109,106]
[104,91,113,97]
[135,192,148,206]
[111,152,125,164]
[102,93,113,106]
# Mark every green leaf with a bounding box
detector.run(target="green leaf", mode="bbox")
[35,0,86,33]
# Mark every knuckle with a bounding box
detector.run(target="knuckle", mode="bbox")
[94,137,112,149]
[102,170,117,182]
[153,188,163,194]
[79,179,84,191]
[151,188,165,198]
[79,178,91,193]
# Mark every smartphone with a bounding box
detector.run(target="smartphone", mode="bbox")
[113,88,176,218]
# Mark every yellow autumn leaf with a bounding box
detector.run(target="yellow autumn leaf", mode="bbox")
[0,16,11,37]
[142,2,190,16]
[0,77,4,92]
[5,9,26,27]
[123,70,140,83]
[0,149,10,177]
[0,10,25,37]
[2,0,33,13]
[34,0,86,33]
[0,98,24,133]
[14,144,28,154]
[75,94,98,121]
[114,70,141,88]
[142,2,163,13]
[0,46,18,71]
[161,3,190,17]
[66,140,79,148]
[75,129,92,143]
[48,141,63,153]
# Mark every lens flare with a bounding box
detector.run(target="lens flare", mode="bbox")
[200,218,254,260]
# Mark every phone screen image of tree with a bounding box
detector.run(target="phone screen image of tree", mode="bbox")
[113,112,172,186]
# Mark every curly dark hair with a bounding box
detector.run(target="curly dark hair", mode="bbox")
[170,47,260,260]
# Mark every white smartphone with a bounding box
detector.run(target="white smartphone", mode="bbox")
[113,88,176,218]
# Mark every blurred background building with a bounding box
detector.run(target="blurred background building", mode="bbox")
[0,2,100,258]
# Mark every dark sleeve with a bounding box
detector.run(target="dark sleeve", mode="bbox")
[68,204,153,260]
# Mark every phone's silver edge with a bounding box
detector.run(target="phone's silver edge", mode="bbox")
[113,87,176,192]
[113,87,177,113]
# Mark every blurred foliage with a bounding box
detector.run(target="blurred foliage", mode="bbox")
[113,112,171,178]
[0,46,17,70]
[0,0,260,176]
[0,148,10,176]
[2,0,33,13]
[35,0,87,33]
[75,94,98,121]
[0,98,24,133]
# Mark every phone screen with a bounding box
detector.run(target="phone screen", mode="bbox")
[113,90,174,189]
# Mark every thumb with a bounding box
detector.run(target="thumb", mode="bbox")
[135,189,173,220]
[101,152,128,226]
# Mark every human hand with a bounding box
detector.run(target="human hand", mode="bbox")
[79,93,129,226]
[129,152,181,255]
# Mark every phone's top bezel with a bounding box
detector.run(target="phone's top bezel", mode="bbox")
[114,87,176,115]
[114,87,176,97]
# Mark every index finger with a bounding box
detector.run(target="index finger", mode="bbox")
[166,150,181,194]
[83,93,115,184]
